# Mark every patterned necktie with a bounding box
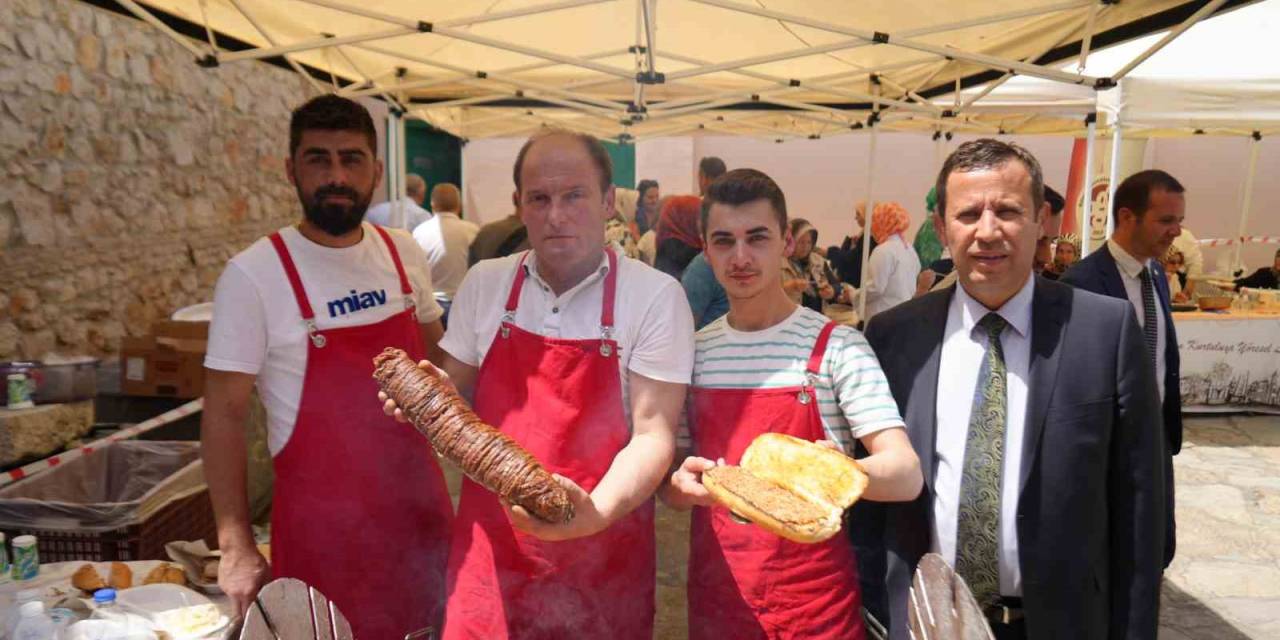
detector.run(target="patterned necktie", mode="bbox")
[955,312,1009,606]
[1139,267,1159,368]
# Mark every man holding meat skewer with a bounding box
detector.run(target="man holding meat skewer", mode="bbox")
[384,128,694,638]
[202,95,453,640]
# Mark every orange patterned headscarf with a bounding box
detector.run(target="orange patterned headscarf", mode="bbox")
[869,201,912,245]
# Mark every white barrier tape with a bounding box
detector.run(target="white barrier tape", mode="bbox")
[1197,236,1280,247]
[0,398,204,488]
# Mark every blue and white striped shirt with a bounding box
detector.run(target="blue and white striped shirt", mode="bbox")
[684,306,905,455]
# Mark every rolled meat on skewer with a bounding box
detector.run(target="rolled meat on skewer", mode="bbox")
[372,348,575,523]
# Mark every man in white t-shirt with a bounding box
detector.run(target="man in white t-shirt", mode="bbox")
[365,172,433,230]
[660,168,922,638]
[201,95,452,640]
[382,129,692,638]
[411,182,479,325]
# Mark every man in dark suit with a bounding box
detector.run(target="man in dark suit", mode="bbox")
[864,139,1164,640]
[1061,169,1184,569]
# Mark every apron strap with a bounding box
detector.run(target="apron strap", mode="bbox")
[269,232,315,321]
[371,225,414,296]
[806,322,839,378]
[501,249,617,343]
[270,232,328,348]
[504,251,532,314]
[601,247,618,331]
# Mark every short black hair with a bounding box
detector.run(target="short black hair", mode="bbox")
[935,138,1044,219]
[699,156,727,180]
[289,94,377,157]
[1044,185,1065,215]
[512,128,612,194]
[702,168,787,236]
[1113,169,1185,221]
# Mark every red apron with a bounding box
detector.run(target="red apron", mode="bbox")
[442,249,655,640]
[688,321,864,640]
[268,226,454,640]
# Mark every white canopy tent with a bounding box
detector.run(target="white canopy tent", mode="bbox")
[113,0,1255,141]
[109,0,1267,314]
[956,0,1280,266]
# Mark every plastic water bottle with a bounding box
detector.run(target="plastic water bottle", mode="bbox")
[91,589,125,622]
[11,602,54,640]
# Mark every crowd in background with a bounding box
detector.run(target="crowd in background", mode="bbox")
[384,159,1277,340]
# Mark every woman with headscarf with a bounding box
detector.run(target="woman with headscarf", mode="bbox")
[782,218,840,313]
[848,202,920,321]
[634,179,661,236]
[654,195,704,280]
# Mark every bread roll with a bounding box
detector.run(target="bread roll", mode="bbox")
[702,433,868,544]
[108,562,132,590]
[72,563,106,592]
[143,563,187,586]
[202,558,219,582]
[372,348,574,523]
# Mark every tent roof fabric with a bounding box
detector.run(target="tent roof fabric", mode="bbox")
[127,0,1257,139]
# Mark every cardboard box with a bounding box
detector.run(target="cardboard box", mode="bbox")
[120,321,209,398]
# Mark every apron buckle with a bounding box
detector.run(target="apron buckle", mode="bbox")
[500,325,511,339]
[797,389,811,404]
[598,326,615,357]
[404,295,418,319]
[305,320,327,348]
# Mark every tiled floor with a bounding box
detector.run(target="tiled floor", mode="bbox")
[1158,414,1280,639]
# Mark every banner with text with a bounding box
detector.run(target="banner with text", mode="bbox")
[1177,316,1280,414]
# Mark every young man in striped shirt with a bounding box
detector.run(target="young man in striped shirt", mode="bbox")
[661,168,922,639]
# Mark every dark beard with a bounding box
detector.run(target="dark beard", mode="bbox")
[299,183,372,236]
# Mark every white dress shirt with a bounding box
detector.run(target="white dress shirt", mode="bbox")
[412,211,479,301]
[439,250,695,428]
[933,274,1034,597]
[862,235,922,320]
[1107,240,1167,401]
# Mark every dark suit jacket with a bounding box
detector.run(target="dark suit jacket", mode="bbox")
[864,277,1164,640]
[1060,245,1182,454]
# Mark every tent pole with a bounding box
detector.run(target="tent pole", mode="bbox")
[1105,120,1122,240]
[397,113,407,228]
[112,0,208,58]
[227,0,327,93]
[1079,114,1098,257]
[689,0,1095,86]
[219,27,414,63]
[857,122,879,322]
[1111,0,1230,81]
[1077,2,1102,72]
[933,131,947,176]
[1233,132,1263,272]
[385,111,399,224]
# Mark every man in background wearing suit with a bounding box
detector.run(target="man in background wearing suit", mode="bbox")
[864,139,1164,640]
[1061,170,1184,568]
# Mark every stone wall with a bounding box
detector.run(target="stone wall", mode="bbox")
[0,0,316,359]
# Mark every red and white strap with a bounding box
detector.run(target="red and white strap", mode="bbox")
[0,398,204,488]
[1196,235,1280,247]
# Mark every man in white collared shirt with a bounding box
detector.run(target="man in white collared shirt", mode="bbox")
[1062,170,1185,569]
[382,129,693,638]
[412,183,479,325]
[864,139,1164,640]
